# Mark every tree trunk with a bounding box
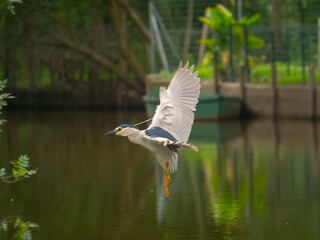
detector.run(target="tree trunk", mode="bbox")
[116,0,150,42]
[89,8,100,94]
[19,2,147,95]
[3,13,10,80]
[22,16,145,95]
[27,17,36,86]
[109,0,145,84]
[181,0,194,62]
[271,0,282,59]
[296,0,306,24]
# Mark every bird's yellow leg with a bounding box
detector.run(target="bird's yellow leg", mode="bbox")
[164,161,171,197]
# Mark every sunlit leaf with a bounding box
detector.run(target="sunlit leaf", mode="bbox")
[199,16,215,29]
[198,38,215,52]
[216,4,233,18]
[0,221,8,231]
[246,13,261,28]
[0,168,6,177]
[248,34,264,50]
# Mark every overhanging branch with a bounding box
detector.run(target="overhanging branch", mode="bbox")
[116,0,150,42]
[23,17,145,95]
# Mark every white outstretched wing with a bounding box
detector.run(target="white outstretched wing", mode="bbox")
[148,62,200,143]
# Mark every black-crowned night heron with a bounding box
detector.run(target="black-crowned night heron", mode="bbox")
[104,62,200,197]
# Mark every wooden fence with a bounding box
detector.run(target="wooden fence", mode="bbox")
[146,64,319,119]
[218,64,318,118]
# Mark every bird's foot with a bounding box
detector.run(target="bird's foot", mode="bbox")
[164,162,171,197]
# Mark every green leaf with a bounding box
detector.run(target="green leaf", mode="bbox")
[29,222,39,229]
[248,34,264,50]
[246,13,261,28]
[198,38,215,52]
[199,16,215,29]
[7,0,23,15]
[0,101,7,106]
[14,218,21,228]
[238,16,248,25]
[9,155,36,181]
[0,221,8,231]
[28,169,37,175]
[216,4,233,18]
[2,79,8,85]
[0,168,6,177]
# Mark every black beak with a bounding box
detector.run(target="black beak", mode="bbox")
[103,130,117,137]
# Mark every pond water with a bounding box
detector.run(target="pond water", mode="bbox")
[0,109,320,239]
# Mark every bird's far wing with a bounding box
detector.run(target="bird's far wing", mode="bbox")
[148,61,200,143]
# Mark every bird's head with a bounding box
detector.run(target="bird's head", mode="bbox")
[103,124,140,137]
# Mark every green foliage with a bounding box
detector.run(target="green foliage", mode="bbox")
[0,221,8,231]
[11,155,37,181]
[0,155,37,183]
[251,62,320,84]
[0,168,6,177]
[159,69,173,80]
[247,34,264,50]
[198,38,215,53]
[14,218,39,240]
[0,79,15,128]
[160,62,319,85]
[0,79,37,184]
[0,217,39,240]
[198,4,264,76]
[6,0,22,15]
[160,64,214,80]
[199,4,263,53]
[1,0,149,91]
[196,64,214,79]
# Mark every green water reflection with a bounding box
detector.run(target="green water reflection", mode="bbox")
[0,110,320,239]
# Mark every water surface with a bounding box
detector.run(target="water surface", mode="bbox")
[0,110,319,239]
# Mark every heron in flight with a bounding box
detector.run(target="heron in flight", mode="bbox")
[104,62,200,197]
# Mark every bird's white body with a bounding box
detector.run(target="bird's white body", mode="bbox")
[106,61,200,180]
[105,62,200,196]
[124,128,178,172]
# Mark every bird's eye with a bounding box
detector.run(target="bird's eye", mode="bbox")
[117,128,122,131]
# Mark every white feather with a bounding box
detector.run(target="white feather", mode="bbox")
[148,61,201,143]
[145,136,199,152]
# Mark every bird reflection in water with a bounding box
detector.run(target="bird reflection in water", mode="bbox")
[104,62,200,197]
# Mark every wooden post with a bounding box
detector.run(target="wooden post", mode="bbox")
[271,63,277,118]
[149,2,155,73]
[271,29,277,118]
[286,28,290,76]
[229,25,234,82]
[240,65,246,116]
[301,30,306,84]
[240,65,245,99]
[213,62,219,94]
[318,18,320,72]
[244,25,250,83]
[309,64,316,119]
[197,10,209,66]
